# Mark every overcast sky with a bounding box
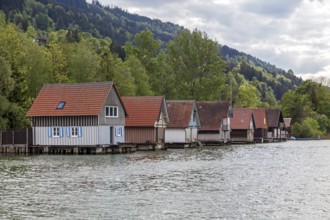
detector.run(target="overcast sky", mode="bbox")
[90,0,329,79]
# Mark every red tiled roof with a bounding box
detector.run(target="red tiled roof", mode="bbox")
[249,108,268,129]
[196,101,229,131]
[122,96,164,127]
[231,108,254,130]
[166,100,195,128]
[27,82,116,117]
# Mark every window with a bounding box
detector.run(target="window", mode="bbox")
[71,127,78,137]
[105,106,118,117]
[56,101,66,109]
[53,127,60,137]
[193,110,197,122]
[116,127,122,137]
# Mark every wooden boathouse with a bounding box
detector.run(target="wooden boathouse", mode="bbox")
[26,82,130,154]
[196,101,231,145]
[122,96,169,150]
[231,108,256,143]
[249,108,269,142]
[165,100,201,148]
[266,108,286,141]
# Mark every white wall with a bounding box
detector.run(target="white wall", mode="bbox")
[185,128,198,142]
[165,129,185,143]
[34,127,98,146]
[34,125,125,146]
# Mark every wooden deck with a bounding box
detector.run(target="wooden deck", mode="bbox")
[165,142,200,149]
[27,144,137,155]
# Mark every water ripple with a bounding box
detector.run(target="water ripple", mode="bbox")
[1,141,330,219]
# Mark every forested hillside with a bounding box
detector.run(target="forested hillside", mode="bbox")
[0,0,183,44]
[220,45,303,99]
[0,0,307,131]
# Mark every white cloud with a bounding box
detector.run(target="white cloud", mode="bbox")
[92,0,330,78]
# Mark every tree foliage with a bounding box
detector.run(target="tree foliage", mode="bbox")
[281,80,330,137]
[237,84,261,108]
[165,29,226,100]
[291,117,323,138]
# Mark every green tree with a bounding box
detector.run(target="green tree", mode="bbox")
[0,24,30,128]
[281,91,313,122]
[125,31,161,93]
[65,42,99,83]
[35,12,49,30]
[99,47,135,95]
[165,29,226,100]
[25,39,51,98]
[0,57,14,129]
[152,51,176,98]
[46,42,70,83]
[291,117,323,138]
[126,55,153,96]
[238,83,261,108]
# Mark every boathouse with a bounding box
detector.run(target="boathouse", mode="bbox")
[249,108,268,142]
[266,109,285,141]
[165,100,201,147]
[283,118,292,139]
[27,82,127,151]
[196,101,231,144]
[122,96,169,149]
[231,109,256,143]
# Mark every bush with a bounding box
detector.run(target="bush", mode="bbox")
[291,117,323,138]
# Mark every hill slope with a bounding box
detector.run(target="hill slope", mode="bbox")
[0,0,184,44]
[0,0,302,100]
[220,45,303,99]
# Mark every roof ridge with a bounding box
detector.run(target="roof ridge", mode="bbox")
[167,100,195,102]
[44,81,113,86]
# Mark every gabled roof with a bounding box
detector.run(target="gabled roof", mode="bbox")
[166,100,198,128]
[249,108,268,129]
[196,101,229,131]
[122,96,167,127]
[284,118,292,128]
[27,82,125,117]
[231,108,255,130]
[266,109,284,128]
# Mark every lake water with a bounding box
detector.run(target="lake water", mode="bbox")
[1,140,330,219]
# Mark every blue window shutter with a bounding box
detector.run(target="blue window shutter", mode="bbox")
[66,127,70,137]
[78,127,82,137]
[60,127,64,137]
[48,127,52,138]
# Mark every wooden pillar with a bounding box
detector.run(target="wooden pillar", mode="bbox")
[43,146,49,154]
[26,128,29,155]
[0,131,2,152]
[74,147,78,154]
[12,130,15,147]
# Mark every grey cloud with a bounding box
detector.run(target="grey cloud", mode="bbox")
[95,0,330,77]
[241,0,302,18]
[98,0,178,9]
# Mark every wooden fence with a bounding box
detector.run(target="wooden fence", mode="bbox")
[0,128,32,154]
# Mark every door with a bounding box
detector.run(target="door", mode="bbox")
[110,126,114,144]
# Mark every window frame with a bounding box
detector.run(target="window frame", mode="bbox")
[105,106,118,118]
[56,101,66,109]
[53,127,60,137]
[71,127,78,137]
[116,127,122,137]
